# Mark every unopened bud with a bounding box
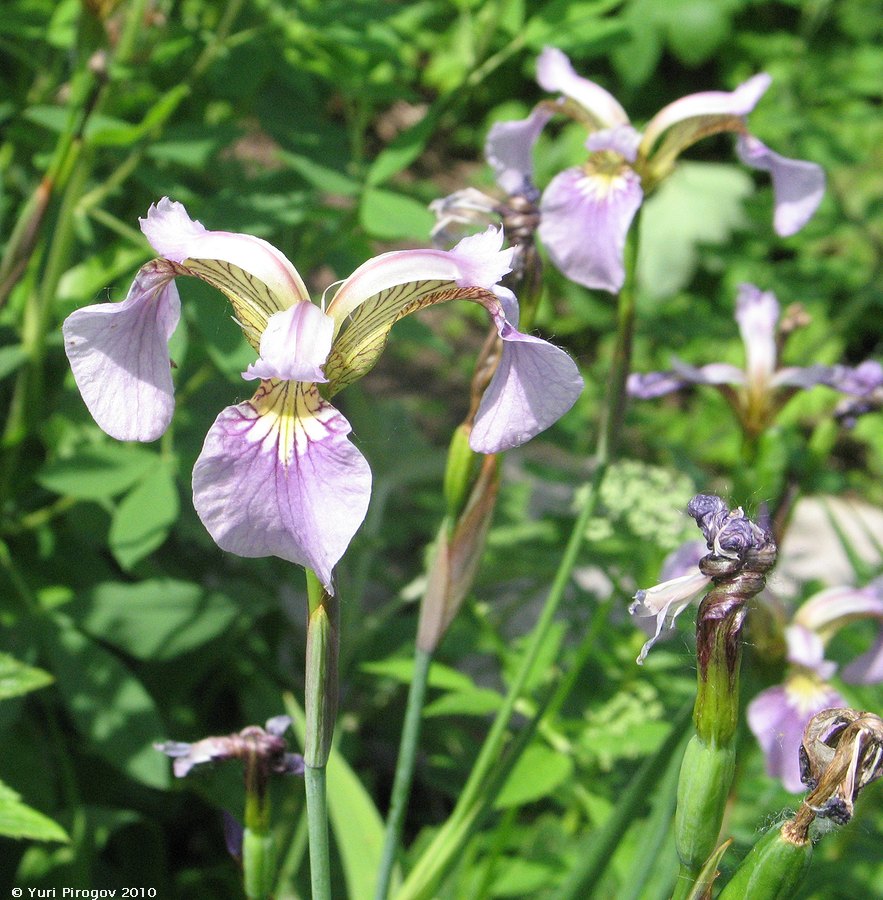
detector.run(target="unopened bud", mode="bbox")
[444,424,480,519]
[675,735,735,871]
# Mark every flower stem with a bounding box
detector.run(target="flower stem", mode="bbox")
[303,568,338,900]
[394,226,641,900]
[374,646,432,900]
[304,764,331,900]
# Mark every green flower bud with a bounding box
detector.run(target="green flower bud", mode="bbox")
[718,822,812,900]
[243,827,277,900]
[675,735,736,872]
[444,423,481,519]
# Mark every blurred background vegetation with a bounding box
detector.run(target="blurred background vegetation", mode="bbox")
[0,0,880,896]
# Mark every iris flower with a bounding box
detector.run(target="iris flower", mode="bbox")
[628,283,883,436]
[485,47,826,293]
[747,580,883,792]
[63,199,582,590]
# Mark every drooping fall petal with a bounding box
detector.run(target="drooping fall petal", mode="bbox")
[192,381,371,592]
[736,135,826,236]
[470,289,582,453]
[747,678,846,793]
[62,261,180,442]
[539,164,643,292]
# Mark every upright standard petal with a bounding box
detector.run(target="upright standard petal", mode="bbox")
[140,197,310,304]
[535,47,629,129]
[735,283,779,397]
[639,73,772,166]
[470,289,582,452]
[243,302,334,383]
[539,164,643,292]
[62,261,180,442]
[747,678,846,792]
[192,381,371,591]
[486,106,553,196]
[736,135,825,236]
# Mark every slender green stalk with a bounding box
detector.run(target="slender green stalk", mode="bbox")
[304,567,338,900]
[394,227,641,900]
[304,764,331,900]
[374,648,432,899]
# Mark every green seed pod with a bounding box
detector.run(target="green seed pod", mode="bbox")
[243,827,276,900]
[718,822,812,900]
[675,735,736,872]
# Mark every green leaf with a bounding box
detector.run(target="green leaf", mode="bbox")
[41,618,169,789]
[73,579,239,660]
[278,150,362,197]
[37,444,160,499]
[494,743,574,809]
[0,653,54,700]
[362,657,477,692]
[359,188,435,240]
[0,779,69,842]
[423,688,503,718]
[638,162,753,299]
[109,462,180,569]
[286,695,391,900]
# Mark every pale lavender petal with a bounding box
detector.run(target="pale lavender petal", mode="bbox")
[735,283,779,393]
[629,569,712,664]
[430,188,502,247]
[824,360,883,395]
[627,371,689,398]
[771,364,835,389]
[793,583,883,636]
[265,715,293,736]
[784,624,836,679]
[326,227,514,326]
[192,381,371,591]
[586,125,642,163]
[539,165,643,292]
[640,74,771,158]
[660,540,708,581]
[841,631,883,685]
[535,46,629,128]
[748,679,846,792]
[486,106,553,195]
[63,261,180,442]
[140,197,309,304]
[243,302,334,383]
[736,135,825,236]
[670,359,747,386]
[469,289,582,453]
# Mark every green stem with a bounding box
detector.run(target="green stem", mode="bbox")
[303,567,337,900]
[394,226,641,900]
[374,647,433,900]
[304,764,331,900]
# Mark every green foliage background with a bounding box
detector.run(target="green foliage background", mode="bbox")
[0,0,880,896]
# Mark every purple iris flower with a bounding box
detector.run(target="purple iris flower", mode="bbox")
[628,283,883,435]
[63,199,582,590]
[747,579,883,792]
[485,47,826,293]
